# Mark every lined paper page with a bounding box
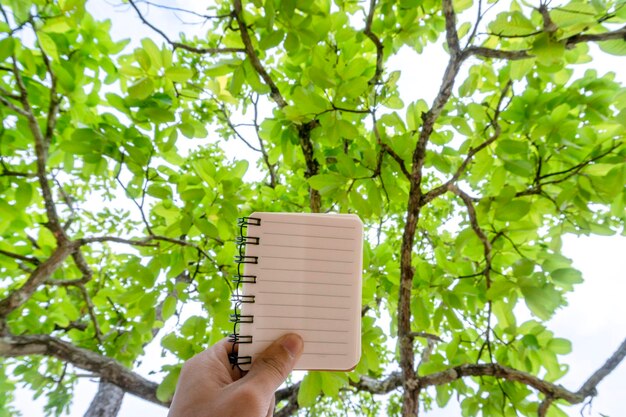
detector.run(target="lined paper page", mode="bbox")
[238,212,363,371]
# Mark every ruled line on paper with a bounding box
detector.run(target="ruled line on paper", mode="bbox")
[256,303,350,309]
[262,255,354,264]
[258,291,350,298]
[263,244,355,252]
[261,279,352,287]
[255,340,348,345]
[262,220,358,229]
[302,352,348,356]
[261,267,352,275]
[255,327,349,333]
[255,315,350,321]
[262,232,356,240]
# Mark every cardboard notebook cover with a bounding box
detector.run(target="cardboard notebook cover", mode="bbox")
[231,212,363,371]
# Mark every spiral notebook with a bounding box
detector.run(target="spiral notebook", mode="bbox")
[229,212,363,371]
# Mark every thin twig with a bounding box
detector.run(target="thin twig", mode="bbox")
[420,80,512,206]
[127,0,243,55]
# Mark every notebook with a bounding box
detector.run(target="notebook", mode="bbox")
[229,212,363,371]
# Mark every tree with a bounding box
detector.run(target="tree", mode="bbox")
[0,0,625,416]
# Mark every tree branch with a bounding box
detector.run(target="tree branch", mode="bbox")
[127,0,243,55]
[372,113,411,180]
[443,0,461,55]
[232,0,286,108]
[351,336,626,406]
[251,93,278,188]
[77,283,104,344]
[3,30,67,242]
[464,46,531,60]
[398,1,465,414]
[421,80,511,206]
[275,382,300,417]
[408,332,444,343]
[350,372,402,395]
[411,0,464,182]
[515,141,623,198]
[466,25,626,61]
[363,0,384,86]
[567,25,626,45]
[132,0,232,21]
[576,336,626,398]
[83,381,124,417]
[0,248,40,265]
[0,90,30,117]
[0,334,166,407]
[448,184,494,361]
[0,243,78,323]
[30,16,60,145]
[218,105,262,152]
[80,235,214,260]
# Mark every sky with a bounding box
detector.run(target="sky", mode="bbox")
[11,1,626,416]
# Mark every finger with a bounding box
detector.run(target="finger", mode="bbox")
[212,337,244,378]
[265,396,276,417]
[242,334,304,398]
[185,338,240,386]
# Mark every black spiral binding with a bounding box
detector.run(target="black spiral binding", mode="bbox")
[228,216,261,370]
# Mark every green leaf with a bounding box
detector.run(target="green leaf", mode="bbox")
[521,334,540,349]
[291,86,328,114]
[550,268,583,286]
[231,160,249,179]
[298,372,321,407]
[135,48,151,71]
[128,78,155,100]
[521,284,562,320]
[180,187,205,202]
[42,17,73,33]
[37,32,59,60]
[384,95,404,110]
[308,173,344,194]
[142,39,163,68]
[503,159,534,177]
[551,2,598,28]
[585,163,620,176]
[216,241,236,266]
[14,182,33,208]
[142,107,175,123]
[510,58,535,80]
[494,200,531,221]
[146,184,172,199]
[532,34,565,66]
[551,103,570,123]
[156,366,181,402]
[319,372,348,397]
[436,385,452,407]
[0,37,15,62]
[165,67,193,83]
[489,11,536,36]
[512,259,535,277]
[161,295,177,321]
[259,30,284,50]
[548,338,572,355]
[497,139,530,155]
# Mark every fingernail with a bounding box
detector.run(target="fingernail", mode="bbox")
[280,334,304,358]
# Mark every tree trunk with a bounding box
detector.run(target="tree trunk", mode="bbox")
[84,381,124,417]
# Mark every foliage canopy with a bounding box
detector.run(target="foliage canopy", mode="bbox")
[0,0,625,416]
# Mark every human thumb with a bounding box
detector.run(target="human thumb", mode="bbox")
[243,334,304,397]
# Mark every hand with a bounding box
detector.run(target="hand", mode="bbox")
[167,334,304,417]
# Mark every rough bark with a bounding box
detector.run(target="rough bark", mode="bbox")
[84,381,125,417]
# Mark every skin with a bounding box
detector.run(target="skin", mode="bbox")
[167,334,304,417]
